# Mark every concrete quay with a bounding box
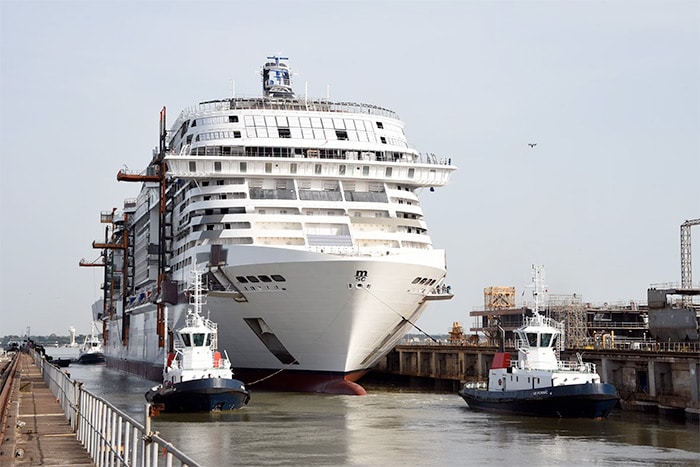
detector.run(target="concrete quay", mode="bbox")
[371,343,700,421]
[0,352,94,466]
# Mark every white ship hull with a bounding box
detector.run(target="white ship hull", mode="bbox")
[104,247,447,393]
[84,56,456,394]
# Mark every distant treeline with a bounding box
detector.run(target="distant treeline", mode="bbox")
[2,334,85,347]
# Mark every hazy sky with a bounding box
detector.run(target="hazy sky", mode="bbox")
[1,0,698,337]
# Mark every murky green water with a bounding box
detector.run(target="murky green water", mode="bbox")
[57,356,699,466]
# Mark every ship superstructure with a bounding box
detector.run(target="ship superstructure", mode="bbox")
[81,56,456,394]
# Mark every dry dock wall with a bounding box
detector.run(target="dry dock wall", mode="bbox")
[371,344,700,416]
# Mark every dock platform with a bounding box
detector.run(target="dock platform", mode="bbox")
[1,352,93,466]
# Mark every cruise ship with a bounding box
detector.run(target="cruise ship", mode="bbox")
[81,56,456,394]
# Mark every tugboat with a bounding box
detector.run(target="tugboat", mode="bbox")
[459,265,619,418]
[145,270,250,412]
[77,325,105,364]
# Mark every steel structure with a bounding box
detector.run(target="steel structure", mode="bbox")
[681,218,700,289]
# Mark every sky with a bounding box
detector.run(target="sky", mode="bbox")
[1,0,698,337]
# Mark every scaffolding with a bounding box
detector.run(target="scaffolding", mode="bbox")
[480,287,517,345]
[548,293,589,348]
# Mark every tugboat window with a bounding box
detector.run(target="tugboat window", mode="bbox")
[540,333,553,347]
[182,334,191,346]
[527,333,538,347]
[193,333,206,346]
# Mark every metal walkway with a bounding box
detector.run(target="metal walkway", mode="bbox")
[1,352,93,466]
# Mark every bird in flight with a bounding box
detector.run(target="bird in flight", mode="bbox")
[528,143,537,148]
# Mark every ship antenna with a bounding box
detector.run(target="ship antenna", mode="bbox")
[530,264,547,316]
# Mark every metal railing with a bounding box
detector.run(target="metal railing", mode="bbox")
[33,351,200,467]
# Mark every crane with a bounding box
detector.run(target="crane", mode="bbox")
[681,218,700,305]
[681,218,700,289]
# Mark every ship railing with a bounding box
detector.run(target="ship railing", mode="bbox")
[32,350,201,467]
[588,321,648,329]
[175,97,400,121]
[510,359,595,373]
[557,360,595,373]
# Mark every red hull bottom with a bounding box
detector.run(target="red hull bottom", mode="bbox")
[234,368,369,395]
[106,356,368,395]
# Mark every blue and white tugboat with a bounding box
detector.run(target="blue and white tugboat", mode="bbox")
[459,265,619,418]
[145,271,250,412]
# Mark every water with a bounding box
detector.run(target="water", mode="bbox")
[50,356,700,466]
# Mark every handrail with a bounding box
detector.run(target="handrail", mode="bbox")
[397,338,700,353]
[32,350,201,467]
[0,352,20,448]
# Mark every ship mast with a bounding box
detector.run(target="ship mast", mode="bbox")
[530,265,547,316]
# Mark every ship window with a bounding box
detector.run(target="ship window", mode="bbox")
[315,164,322,174]
[189,161,196,172]
[240,162,247,173]
[290,163,297,174]
[191,120,197,127]
[362,166,369,176]
[246,275,260,283]
[335,130,348,140]
[265,162,272,173]
[376,121,384,129]
[408,168,415,178]
[527,333,538,347]
[385,167,392,177]
[411,277,422,284]
[540,333,553,347]
[236,276,249,283]
[271,275,286,282]
[258,275,272,282]
[380,137,387,144]
[214,161,222,172]
[193,333,206,346]
[278,128,291,138]
[229,115,239,123]
[339,165,346,175]
[233,131,241,138]
[182,334,191,346]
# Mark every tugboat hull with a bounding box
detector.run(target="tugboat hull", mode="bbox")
[77,353,105,364]
[459,383,618,418]
[146,378,250,412]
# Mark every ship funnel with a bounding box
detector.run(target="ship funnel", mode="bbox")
[69,326,77,347]
[262,55,294,98]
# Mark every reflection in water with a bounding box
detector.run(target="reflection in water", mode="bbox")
[56,365,699,466]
